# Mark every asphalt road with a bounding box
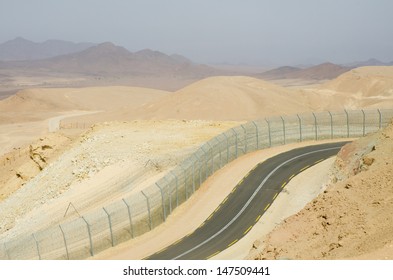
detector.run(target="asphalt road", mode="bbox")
[147,141,349,260]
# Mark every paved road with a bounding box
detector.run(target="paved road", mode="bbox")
[146,141,349,260]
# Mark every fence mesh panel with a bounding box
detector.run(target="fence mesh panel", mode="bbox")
[58,218,90,260]
[34,226,68,260]
[4,234,39,260]
[104,200,133,245]
[1,109,392,259]
[124,193,150,238]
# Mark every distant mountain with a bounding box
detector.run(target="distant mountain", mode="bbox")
[0,37,96,61]
[169,54,193,64]
[293,63,352,80]
[0,42,222,78]
[258,66,301,79]
[259,62,351,80]
[345,58,390,68]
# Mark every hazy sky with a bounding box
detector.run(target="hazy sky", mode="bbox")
[1,0,393,66]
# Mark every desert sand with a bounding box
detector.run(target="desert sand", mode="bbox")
[1,66,393,259]
[0,86,169,155]
[61,76,315,125]
[289,67,393,112]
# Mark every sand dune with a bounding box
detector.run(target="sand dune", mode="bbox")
[2,68,393,125]
[0,86,169,112]
[121,76,312,121]
[0,86,170,124]
[64,69,393,124]
[319,66,393,109]
[323,66,393,96]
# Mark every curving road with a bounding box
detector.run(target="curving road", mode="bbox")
[146,141,350,260]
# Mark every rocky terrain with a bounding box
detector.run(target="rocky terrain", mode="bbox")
[249,121,393,260]
[0,119,240,241]
[0,133,72,203]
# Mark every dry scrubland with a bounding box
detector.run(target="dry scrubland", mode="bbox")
[0,66,393,259]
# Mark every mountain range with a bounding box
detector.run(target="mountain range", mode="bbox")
[0,39,223,79]
[344,58,393,68]
[0,37,392,91]
[0,37,95,61]
[258,63,352,80]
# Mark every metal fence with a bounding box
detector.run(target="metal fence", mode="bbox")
[1,109,392,260]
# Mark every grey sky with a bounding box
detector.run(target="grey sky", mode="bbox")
[1,0,393,65]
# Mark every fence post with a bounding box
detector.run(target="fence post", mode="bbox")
[297,114,302,142]
[312,112,318,140]
[32,233,41,260]
[212,138,222,168]
[280,116,286,144]
[205,142,212,175]
[81,217,94,256]
[102,207,114,247]
[201,147,208,180]
[179,165,188,200]
[192,159,196,193]
[170,171,179,206]
[328,111,333,139]
[231,128,238,158]
[141,191,152,230]
[265,119,272,147]
[194,153,202,188]
[197,154,202,188]
[122,199,134,238]
[59,225,70,260]
[218,139,222,168]
[344,109,350,138]
[223,133,229,163]
[252,121,259,150]
[361,109,366,136]
[377,109,382,129]
[241,124,247,153]
[156,183,166,222]
[164,178,172,214]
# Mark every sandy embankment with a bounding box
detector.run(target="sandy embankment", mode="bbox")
[250,123,393,260]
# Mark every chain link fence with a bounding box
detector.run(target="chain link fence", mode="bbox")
[1,109,392,260]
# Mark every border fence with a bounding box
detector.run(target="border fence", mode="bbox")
[1,109,393,260]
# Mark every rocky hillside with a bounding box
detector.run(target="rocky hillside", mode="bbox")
[249,121,393,260]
